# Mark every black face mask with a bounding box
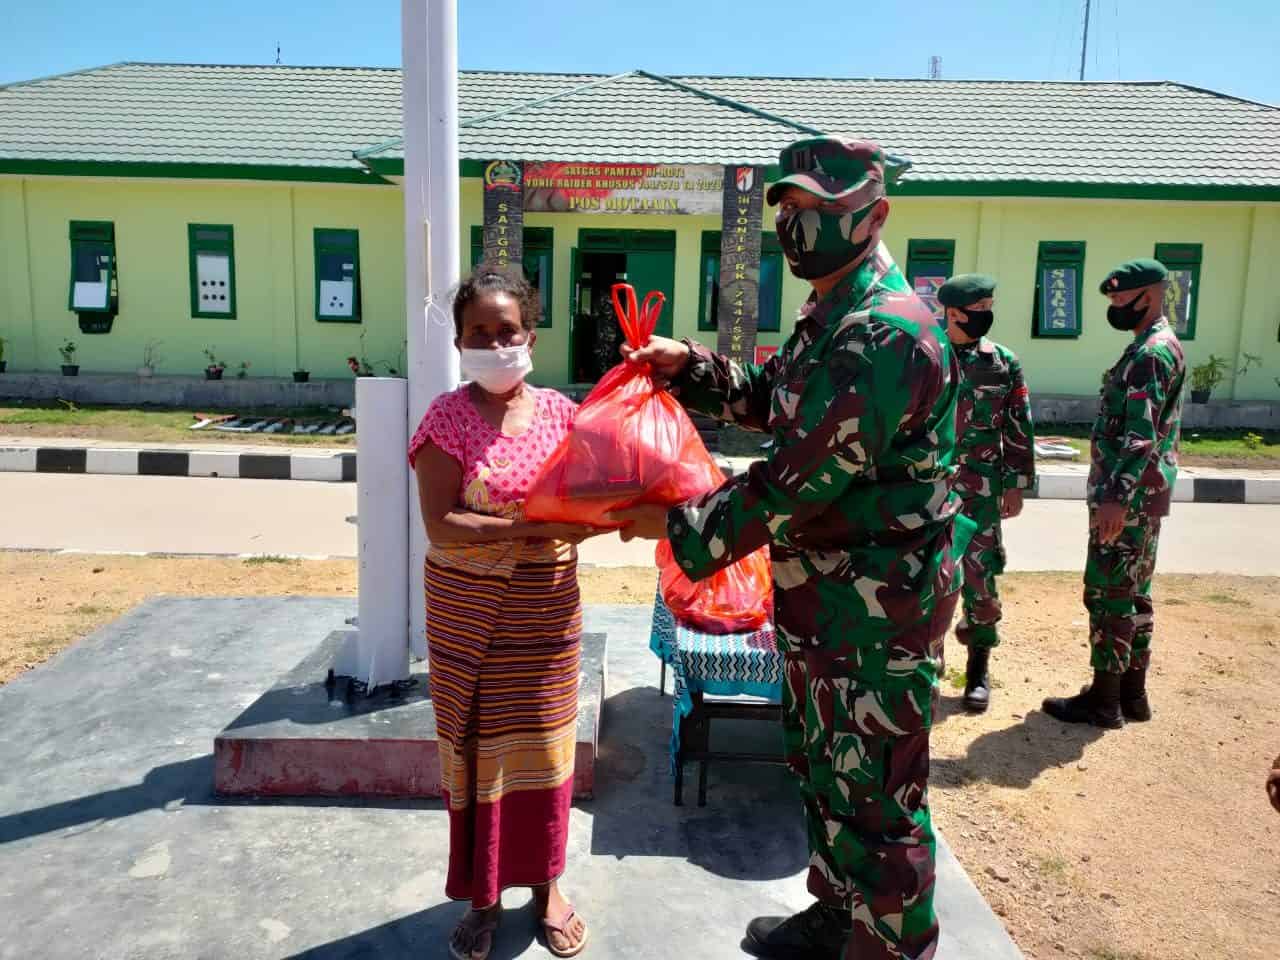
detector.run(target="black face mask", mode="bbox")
[1107,292,1147,331]
[957,308,994,340]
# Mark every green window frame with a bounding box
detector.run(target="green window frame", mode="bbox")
[1033,241,1086,338]
[314,228,361,323]
[188,224,237,319]
[469,225,554,327]
[68,220,117,315]
[697,230,783,333]
[905,239,955,320]
[1154,242,1202,340]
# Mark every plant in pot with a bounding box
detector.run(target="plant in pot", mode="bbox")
[59,340,79,376]
[202,347,226,381]
[1189,354,1229,404]
[138,339,163,378]
[0,335,7,373]
[235,360,251,380]
[346,354,375,378]
[293,366,310,383]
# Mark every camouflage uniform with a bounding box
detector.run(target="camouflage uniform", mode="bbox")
[667,241,964,960]
[953,339,1036,649]
[1085,316,1184,674]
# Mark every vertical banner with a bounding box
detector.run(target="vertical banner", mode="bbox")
[716,165,765,364]
[482,160,523,270]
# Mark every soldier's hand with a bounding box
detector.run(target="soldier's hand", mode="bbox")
[1000,489,1024,519]
[1268,757,1280,814]
[605,504,672,542]
[1092,502,1127,544]
[621,336,692,385]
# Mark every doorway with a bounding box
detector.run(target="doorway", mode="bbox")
[570,229,676,384]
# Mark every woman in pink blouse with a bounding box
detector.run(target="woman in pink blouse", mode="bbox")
[408,266,596,960]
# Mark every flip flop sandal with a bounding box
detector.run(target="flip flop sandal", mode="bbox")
[540,903,589,958]
[448,905,503,960]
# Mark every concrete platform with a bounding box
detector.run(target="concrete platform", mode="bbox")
[0,598,1021,959]
[214,630,606,800]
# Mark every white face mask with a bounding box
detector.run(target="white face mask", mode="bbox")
[460,344,533,394]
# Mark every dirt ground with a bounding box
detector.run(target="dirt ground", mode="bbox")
[2,552,1277,960]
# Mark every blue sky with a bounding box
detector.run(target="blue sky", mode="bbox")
[4,0,1277,104]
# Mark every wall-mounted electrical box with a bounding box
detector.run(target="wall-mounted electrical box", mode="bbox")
[68,220,117,334]
[314,228,361,322]
[189,224,236,318]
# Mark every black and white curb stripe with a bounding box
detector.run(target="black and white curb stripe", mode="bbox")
[0,446,356,483]
[1,445,1277,502]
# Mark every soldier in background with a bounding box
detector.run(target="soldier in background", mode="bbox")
[1045,259,1185,728]
[938,274,1035,712]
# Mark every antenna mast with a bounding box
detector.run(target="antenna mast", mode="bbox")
[1078,0,1092,80]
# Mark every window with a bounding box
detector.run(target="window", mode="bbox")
[697,231,783,333]
[1154,242,1202,340]
[68,221,117,333]
[905,239,955,320]
[314,229,361,322]
[188,224,236,319]
[469,226,554,327]
[1033,241,1086,338]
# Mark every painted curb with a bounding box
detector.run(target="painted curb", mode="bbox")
[1,444,1278,503]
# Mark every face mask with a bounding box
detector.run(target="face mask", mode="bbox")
[957,308,994,340]
[460,344,533,394]
[1107,292,1147,331]
[775,201,876,280]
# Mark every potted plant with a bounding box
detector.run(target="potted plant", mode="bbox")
[0,335,7,373]
[1189,354,1229,404]
[203,347,226,381]
[235,360,251,380]
[59,340,79,377]
[293,369,310,383]
[346,354,375,378]
[138,339,163,378]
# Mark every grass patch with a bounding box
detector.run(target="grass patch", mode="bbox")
[1040,424,1280,466]
[242,555,298,566]
[0,400,353,447]
[1203,592,1250,606]
[1087,949,1149,960]
[1035,854,1070,881]
[73,604,108,616]
[945,667,967,690]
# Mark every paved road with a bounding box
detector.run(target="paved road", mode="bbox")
[3,472,1278,575]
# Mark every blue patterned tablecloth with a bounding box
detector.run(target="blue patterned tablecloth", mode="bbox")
[648,590,783,770]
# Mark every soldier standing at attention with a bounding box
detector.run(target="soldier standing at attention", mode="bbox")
[1045,259,1185,728]
[611,136,968,960]
[938,274,1035,713]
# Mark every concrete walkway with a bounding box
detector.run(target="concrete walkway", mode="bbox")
[4,471,1280,574]
[0,598,1023,959]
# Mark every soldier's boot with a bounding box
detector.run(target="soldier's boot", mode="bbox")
[963,646,991,713]
[1120,665,1152,722]
[1042,671,1124,729]
[744,901,851,960]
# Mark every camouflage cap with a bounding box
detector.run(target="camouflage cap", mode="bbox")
[767,136,890,208]
[938,273,997,308]
[1099,258,1168,295]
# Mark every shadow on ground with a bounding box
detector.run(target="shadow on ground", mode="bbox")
[932,707,1105,789]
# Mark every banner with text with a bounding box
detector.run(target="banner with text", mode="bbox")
[716,166,765,364]
[523,162,723,214]
[483,160,524,269]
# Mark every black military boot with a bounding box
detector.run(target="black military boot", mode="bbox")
[1121,664,1152,722]
[744,901,851,960]
[963,646,991,713]
[1043,671,1124,728]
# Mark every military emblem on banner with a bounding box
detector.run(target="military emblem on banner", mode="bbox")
[484,159,522,192]
[735,166,755,194]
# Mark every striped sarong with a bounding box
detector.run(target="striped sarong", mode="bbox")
[425,540,582,907]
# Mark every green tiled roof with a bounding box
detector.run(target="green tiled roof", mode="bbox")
[2,62,1278,197]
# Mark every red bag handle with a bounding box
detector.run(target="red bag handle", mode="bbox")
[611,283,668,348]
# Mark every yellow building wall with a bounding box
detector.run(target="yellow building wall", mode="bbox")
[2,172,1277,403]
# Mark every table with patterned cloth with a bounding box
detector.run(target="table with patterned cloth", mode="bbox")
[647,591,785,805]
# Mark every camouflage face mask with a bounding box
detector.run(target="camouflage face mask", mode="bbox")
[775,200,877,281]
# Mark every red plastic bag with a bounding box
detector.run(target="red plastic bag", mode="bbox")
[525,283,773,634]
[524,283,717,528]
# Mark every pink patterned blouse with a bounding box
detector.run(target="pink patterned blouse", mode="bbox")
[408,385,576,520]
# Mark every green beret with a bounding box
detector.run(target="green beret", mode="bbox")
[938,274,997,308]
[1100,258,1168,295]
